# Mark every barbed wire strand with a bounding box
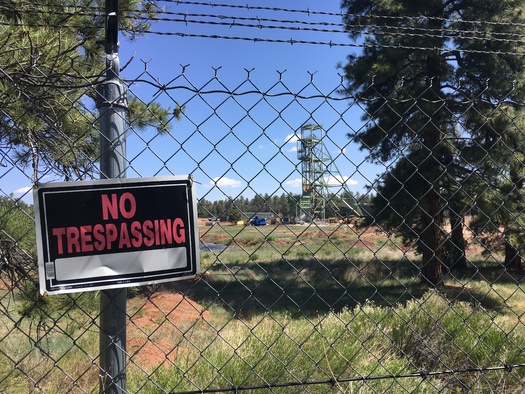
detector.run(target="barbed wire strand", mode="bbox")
[129,31,525,56]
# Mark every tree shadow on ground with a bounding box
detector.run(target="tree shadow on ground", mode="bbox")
[440,261,525,313]
[165,257,510,319]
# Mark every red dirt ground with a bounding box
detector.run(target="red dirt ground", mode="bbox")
[127,292,210,369]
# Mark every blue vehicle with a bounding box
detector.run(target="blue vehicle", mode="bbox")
[250,216,267,226]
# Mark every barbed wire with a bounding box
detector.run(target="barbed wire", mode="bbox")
[6,1,525,40]
[130,31,525,55]
[129,13,525,48]
[5,13,525,47]
[143,11,525,40]
[2,19,524,56]
[11,0,525,31]
[163,0,525,29]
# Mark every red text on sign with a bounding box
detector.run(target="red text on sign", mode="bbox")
[101,192,136,220]
[52,218,186,255]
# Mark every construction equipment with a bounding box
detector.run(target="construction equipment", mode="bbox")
[250,216,267,226]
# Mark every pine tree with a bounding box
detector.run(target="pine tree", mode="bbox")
[0,0,175,181]
[340,0,525,284]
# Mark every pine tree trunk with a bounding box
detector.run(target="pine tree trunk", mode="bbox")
[504,240,522,270]
[449,205,467,271]
[506,173,523,271]
[418,158,444,285]
[419,56,445,286]
[421,209,443,286]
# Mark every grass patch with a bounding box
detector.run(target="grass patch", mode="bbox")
[3,223,525,392]
[124,290,525,393]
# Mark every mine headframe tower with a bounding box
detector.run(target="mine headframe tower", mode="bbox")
[296,123,361,221]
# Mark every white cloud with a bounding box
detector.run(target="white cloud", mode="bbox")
[325,175,358,187]
[210,177,242,188]
[284,134,298,144]
[14,186,32,195]
[285,176,357,189]
[280,133,299,153]
[285,178,302,188]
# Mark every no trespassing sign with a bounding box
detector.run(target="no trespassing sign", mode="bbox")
[34,176,200,295]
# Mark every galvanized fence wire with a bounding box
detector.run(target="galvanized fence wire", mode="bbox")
[2,58,525,393]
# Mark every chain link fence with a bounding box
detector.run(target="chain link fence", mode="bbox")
[2,45,525,393]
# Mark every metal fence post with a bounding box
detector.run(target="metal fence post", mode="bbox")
[96,0,127,393]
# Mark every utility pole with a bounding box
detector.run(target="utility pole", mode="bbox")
[96,0,128,392]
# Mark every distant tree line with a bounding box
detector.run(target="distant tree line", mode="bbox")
[198,191,372,221]
[199,193,298,221]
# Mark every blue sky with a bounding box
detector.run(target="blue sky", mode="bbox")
[5,1,382,203]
